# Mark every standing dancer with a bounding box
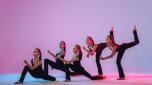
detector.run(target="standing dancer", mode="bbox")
[64,45,103,82]
[83,29,114,78]
[14,48,56,84]
[101,26,139,80]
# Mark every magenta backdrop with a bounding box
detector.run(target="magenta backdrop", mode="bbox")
[0,0,152,74]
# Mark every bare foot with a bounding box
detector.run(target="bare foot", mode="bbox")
[14,81,22,84]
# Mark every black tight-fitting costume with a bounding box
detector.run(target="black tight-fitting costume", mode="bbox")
[44,50,66,74]
[65,64,102,80]
[88,31,113,75]
[19,60,56,83]
[94,43,107,75]
[65,51,102,80]
[114,30,139,78]
[44,58,65,74]
[44,51,81,76]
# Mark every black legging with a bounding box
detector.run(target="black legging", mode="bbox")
[65,64,102,80]
[95,43,107,75]
[96,50,103,75]
[19,66,56,83]
[44,59,65,74]
[44,59,81,76]
[116,30,139,78]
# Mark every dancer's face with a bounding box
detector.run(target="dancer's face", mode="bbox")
[73,46,79,54]
[33,48,40,58]
[60,41,65,50]
[86,37,93,46]
[106,36,113,45]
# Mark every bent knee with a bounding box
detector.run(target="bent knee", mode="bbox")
[44,59,50,63]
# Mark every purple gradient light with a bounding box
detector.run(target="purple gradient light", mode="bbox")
[0,0,152,74]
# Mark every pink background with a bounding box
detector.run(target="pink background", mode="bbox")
[0,0,152,74]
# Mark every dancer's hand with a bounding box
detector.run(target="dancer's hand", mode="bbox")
[100,57,105,60]
[47,49,51,54]
[24,60,28,64]
[86,53,89,58]
[133,25,137,31]
[83,46,87,50]
[48,49,53,55]
[112,26,115,31]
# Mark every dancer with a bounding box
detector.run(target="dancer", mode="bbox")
[44,41,80,76]
[44,41,66,74]
[64,45,103,82]
[14,48,56,84]
[83,29,114,77]
[101,25,139,80]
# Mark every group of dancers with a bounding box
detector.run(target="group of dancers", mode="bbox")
[14,25,139,84]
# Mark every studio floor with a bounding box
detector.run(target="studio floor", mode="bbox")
[0,73,152,85]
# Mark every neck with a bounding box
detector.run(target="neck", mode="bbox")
[107,43,112,46]
[89,44,94,47]
[34,56,39,59]
[60,47,64,51]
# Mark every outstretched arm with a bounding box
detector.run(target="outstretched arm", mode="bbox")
[48,50,57,58]
[101,45,117,60]
[66,57,79,64]
[83,46,90,53]
[48,50,66,62]
[83,45,97,56]
[82,47,90,57]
